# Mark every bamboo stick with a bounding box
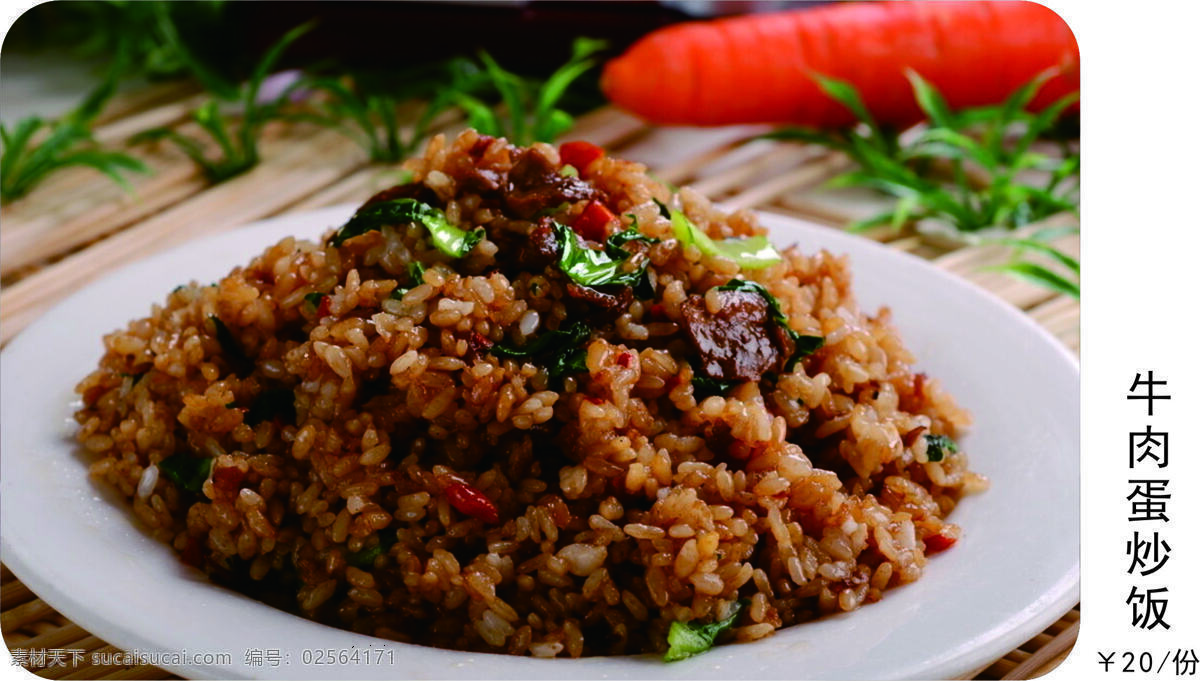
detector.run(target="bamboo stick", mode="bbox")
[0,580,36,608]
[95,665,175,680]
[721,154,851,212]
[1,599,56,632]
[4,623,90,652]
[1,121,336,277]
[0,129,368,345]
[652,136,756,186]
[1001,620,1079,680]
[95,81,203,127]
[93,93,211,146]
[690,144,810,198]
[37,639,110,680]
[565,108,647,149]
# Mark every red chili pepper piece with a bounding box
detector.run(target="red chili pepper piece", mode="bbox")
[466,331,494,357]
[445,482,499,524]
[559,140,605,174]
[316,295,332,318]
[572,200,617,242]
[924,533,957,554]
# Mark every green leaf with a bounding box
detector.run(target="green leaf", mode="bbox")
[492,320,593,380]
[924,433,960,462]
[389,261,427,300]
[303,292,327,311]
[905,70,955,129]
[605,228,659,258]
[670,208,782,269]
[1,56,149,203]
[330,199,483,257]
[347,532,398,568]
[664,599,746,662]
[130,127,213,170]
[244,388,296,426]
[193,100,236,159]
[990,237,1079,274]
[1014,90,1079,159]
[244,21,316,114]
[158,453,214,494]
[209,315,255,377]
[812,73,882,143]
[552,221,648,288]
[532,37,605,142]
[904,128,998,171]
[450,92,502,137]
[53,150,149,192]
[492,320,590,360]
[846,210,900,234]
[692,374,737,400]
[152,2,239,100]
[891,195,920,231]
[478,50,527,144]
[716,279,824,371]
[985,262,1079,298]
[1029,225,1080,242]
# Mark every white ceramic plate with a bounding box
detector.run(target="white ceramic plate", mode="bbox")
[0,206,1079,680]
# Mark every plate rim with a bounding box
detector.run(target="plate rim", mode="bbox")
[0,204,1081,680]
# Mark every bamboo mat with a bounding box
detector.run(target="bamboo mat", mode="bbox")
[0,83,1080,679]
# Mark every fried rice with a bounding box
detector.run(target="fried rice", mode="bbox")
[75,129,988,658]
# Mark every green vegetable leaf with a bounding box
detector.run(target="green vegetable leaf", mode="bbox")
[245,388,297,426]
[605,228,659,256]
[303,292,327,311]
[924,434,960,462]
[492,320,593,380]
[664,599,746,662]
[389,261,428,300]
[548,346,590,379]
[552,221,649,288]
[651,197,672,220]
[158,453,214,494]
[347,532,398,568]
[330,199,483,257]
[209,315,254,377]
[492,320,590,360]
[669,208,782,269]
[716,279,824,371]
[692,374,737,400]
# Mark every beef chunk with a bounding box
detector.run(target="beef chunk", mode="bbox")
[680,290,794,382]
[514,217,562,271]
[446,151,504,196]
[504,148,598,219]
[360,181,440,208]
[566,282,633,317]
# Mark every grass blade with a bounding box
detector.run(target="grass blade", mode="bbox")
[990,237,1080,274]
[905,69,955,129]
[986,261,1079,298]
[478,50,526,143]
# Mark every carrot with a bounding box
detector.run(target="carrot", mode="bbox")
[601,1,1078,128]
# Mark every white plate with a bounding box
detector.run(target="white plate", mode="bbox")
[0,206,1079,680]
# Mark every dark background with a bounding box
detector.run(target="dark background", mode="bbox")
[6,1,830,103]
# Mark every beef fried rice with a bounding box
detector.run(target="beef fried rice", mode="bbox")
[75,130,988,659]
